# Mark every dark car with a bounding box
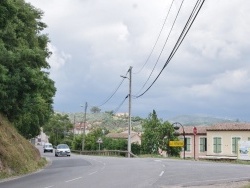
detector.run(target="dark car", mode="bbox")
[55,144,71,157]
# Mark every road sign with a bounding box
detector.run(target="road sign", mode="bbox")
[169,141,184,147]
[193,127,197,135]
[96,138,103,143]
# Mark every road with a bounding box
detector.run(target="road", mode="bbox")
[0,146,250,188]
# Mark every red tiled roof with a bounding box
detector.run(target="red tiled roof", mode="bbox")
[207,123,250,131]
[177,126,208,135]
[106,132,140,139]
[186,126,207,134]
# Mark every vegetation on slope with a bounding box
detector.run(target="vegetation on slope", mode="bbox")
[0,114,46,179]
[0,0,56,139]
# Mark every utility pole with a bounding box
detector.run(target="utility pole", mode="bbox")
[82,102,88,151]
[128,66,132,158]
[73,115,75,138]
[120,66,132,158]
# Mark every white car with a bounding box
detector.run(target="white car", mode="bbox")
[55,144,71,157]
[43,143,53,153]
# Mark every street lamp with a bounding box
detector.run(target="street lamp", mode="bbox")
[172,122,186,159]
[81,102,88,151]
[120,66,132,158]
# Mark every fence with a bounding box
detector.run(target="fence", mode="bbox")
[71,150,137,158]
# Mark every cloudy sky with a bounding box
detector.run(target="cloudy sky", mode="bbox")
[25,0,250,121]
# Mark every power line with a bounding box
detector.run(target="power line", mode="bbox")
[135,0,206,98]
[135,0,184,96]
[113,95,128,114]
[95,69,129,108]
[133,0,175,75]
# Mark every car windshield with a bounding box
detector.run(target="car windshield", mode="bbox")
[57,145,69,149]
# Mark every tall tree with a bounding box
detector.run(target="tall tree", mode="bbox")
[0,0,56,138]
[141,110,162,154]
[141,110,181,156]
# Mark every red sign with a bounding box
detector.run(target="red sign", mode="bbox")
[193,127,197,135]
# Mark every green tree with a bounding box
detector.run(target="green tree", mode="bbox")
[0,0,56,138]
[72,134,83,150]
[141,110,181,156]
[141,110,162,154]
[90,106,101,114]
[85,128,107,150]
[43,113,73,146]
[105,110,114,116]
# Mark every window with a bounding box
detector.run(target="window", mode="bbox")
[185,137,191,152]
[213,137,221,153]
[248,137,250,141]
[232,137,241,154]
[200,137,207,152]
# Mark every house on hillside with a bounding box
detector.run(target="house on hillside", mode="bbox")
[176,123,250,160]
[36,127,49,145]
[106,131,141,145]
[72,122,90,135]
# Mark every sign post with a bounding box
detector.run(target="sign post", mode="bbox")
[193,127,197,159]
[96,137,103,151]
[169,141,184,147]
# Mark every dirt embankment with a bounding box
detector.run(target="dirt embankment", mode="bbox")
[0,114,46,179]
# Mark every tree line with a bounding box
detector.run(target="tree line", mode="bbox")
[43,110,181,156]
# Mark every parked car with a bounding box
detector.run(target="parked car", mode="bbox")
[43,143,53,153]
[55,144,71,157]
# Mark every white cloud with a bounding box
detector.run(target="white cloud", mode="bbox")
[25,0,250,121]
[47,43,71,71]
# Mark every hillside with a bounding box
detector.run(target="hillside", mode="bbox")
[65,112,143,132]
[64,112,240,131]
[0,114,46,179]
[168,115,237,126]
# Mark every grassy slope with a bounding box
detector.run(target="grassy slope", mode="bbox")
[0,114,46,179]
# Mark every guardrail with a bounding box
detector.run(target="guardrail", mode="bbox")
[71,150,137,158]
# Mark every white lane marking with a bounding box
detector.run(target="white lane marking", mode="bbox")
[154,160,162,162]
[88,171,98,175]
[44,186,54,188]
[65,177,82,183]
[159,171,164,177]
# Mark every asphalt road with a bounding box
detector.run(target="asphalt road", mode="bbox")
[0,146,250,188]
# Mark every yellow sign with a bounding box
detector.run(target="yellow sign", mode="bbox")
[169,141,184,147]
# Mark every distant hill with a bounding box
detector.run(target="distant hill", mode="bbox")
[63,112,239,130]
[168,115,238,126]
[64,112,143,132]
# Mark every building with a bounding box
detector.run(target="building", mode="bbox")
[177,126,208,159]
[176,123,250,160]
[206,123,250,158]
[35,127,49,145]
[106,131,141,145]
[72,122,90,135]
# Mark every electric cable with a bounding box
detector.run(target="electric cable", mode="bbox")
[113,95,128,114]
[135,0,206,98]
[94,69,129,108]
[133,0,175,74]
[135,0,184,95]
